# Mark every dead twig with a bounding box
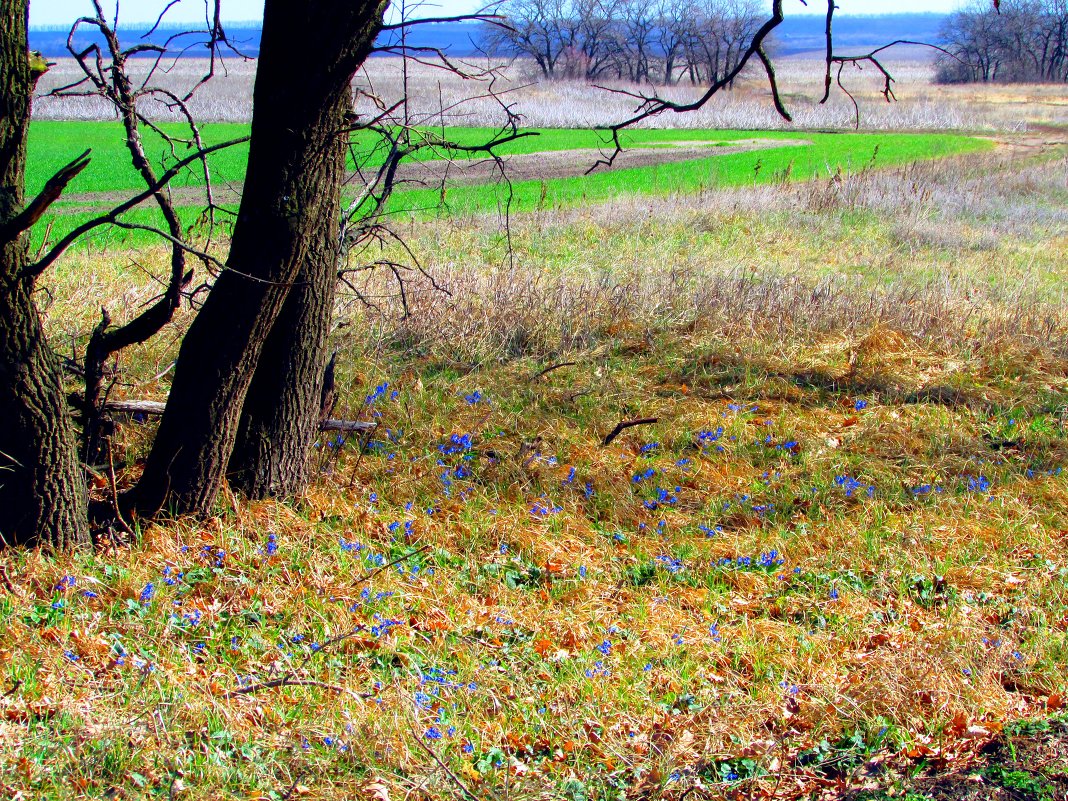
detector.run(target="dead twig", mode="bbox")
[408,721,493,801]
[602,417,659,446]
[354,544,431,586]
[530,361,577,382]
[224,678,371,700]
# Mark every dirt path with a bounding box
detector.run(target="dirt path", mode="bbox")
[385,136,812,187]
[57,137,812,213]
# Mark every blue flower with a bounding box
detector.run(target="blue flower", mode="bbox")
[265,533,278,556]
[424,727,443,740]
[139,583,155,604]
[656,554,684,574]
[366,382,389,405]
[854,399,868,410]
[55,575,75,591]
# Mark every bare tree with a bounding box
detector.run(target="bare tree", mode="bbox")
[45,2,247,467]
[0,0,89,546]
[1,0,244,547]
[938,0,1068,83]
[486,0,575,78]
[489,0,764,85]
[653,0,691,84]
[228,18,529,500]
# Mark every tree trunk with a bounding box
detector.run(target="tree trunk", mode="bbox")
[227,204,340,498]
[131,0,386,518]
[0,0,89,548]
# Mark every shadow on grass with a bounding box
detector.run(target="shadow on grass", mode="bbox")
[843,715,1068,801]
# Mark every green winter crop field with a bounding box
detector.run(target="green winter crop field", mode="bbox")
[25,121,991,249]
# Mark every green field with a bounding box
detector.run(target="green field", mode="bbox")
[26,121,991,248]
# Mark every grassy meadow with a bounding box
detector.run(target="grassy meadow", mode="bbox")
[5,68,1068,800]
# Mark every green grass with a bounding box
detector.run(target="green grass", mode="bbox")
[25,121,991,250]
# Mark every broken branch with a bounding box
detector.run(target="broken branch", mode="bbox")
[602,417,659,446]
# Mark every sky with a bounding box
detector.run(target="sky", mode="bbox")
[29,0,965,27]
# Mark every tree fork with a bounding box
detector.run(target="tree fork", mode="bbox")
[227,142,344,499]
[130,0,388,518]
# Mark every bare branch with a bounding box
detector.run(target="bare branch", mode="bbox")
[0,150,90,246]
[380,12,508,31]
[602,417,659,446]
[24,136,248,279]
[585,0,787,174]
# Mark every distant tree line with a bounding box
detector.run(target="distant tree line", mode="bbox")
[484,0,764,85]
[937,0,1068,83]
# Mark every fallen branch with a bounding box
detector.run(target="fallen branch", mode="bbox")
[104,399,375,432]
[225,628,375,700]
[602,417,659,446]
[224,678,371,700]
[354,544,431,585]
[408,722,491,801]
[530,361,576,382]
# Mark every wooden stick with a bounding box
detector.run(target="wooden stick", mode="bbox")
[530,361,576,381]
[104,399,375,432]
[602,417,659,446]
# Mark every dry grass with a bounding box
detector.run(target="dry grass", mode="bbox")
[3,114,1067,801]
[32,53,1068,131]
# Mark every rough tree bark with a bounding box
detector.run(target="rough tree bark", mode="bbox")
[0,0,90,548]
[227,209,340,498]
[132,0,388,517]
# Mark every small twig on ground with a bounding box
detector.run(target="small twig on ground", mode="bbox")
[602,417,659,446]
[279,771,307,801]
[408,722,493,801]
[530,361,576,382]
[2,679,23,698]
[354,544,431,586]
[224,678,370,700]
